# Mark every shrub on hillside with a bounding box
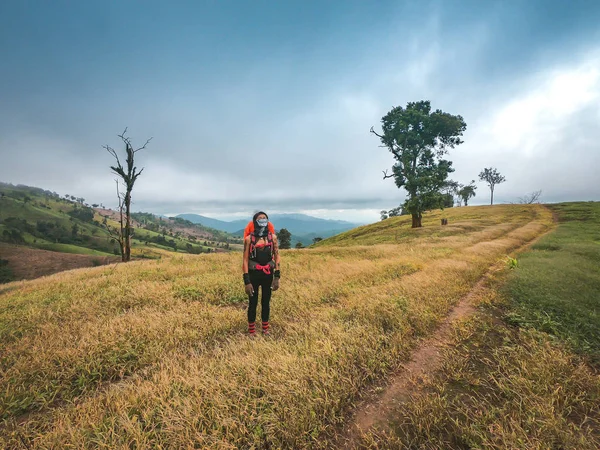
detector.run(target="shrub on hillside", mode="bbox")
[1,229,25,244]
[0,259,15,283]
[67,207,95,223]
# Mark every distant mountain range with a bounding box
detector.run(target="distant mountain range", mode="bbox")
[176,213,362,245]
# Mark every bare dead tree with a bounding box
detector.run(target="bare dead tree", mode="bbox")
[103,128,152,262]
[102,180,126,259]
[519,190,542,204]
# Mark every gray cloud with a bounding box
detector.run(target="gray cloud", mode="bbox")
[1,2,599,223]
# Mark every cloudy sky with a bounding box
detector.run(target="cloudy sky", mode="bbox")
[1,0,599,223]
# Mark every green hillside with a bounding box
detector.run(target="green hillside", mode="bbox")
[0,182,239,260]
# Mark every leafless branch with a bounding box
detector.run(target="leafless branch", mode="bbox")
[382,169,394,180]
[117,127,153,153]
[370,126,385,139]
[134,137,153,152]
[117,127,130,146]
[103,144,122,168]
[519,190,542,204]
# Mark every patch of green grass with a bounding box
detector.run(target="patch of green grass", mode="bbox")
[504,202,600,365]
[36,243,113,256]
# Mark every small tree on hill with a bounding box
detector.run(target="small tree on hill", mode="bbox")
[295,242,304,249]
[478,168,505,205]
[388,206,403,217]
[519,190,542,204]
[371,100,467,228]
[312,237,323,244]
[103,128,152,262]
[457,180,477,206]
[277,228,292,249]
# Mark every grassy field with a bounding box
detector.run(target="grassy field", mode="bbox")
[0,204,554,448]
[359,202,600,449]
[505,202,600,364]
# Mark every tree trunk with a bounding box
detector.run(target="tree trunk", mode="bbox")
[411,212,422,228]
[490,187,494,205]
[125,190,132,262]
[119,239,125,262]
[119,202,126,262]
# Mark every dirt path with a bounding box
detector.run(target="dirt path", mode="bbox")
[337,217,557,446]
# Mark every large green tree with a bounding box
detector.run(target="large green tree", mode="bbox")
[371,101,467,227]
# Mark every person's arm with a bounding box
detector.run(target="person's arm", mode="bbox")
[242,236,250,274]
[242,237,253,295]
[272,235,280,291]
[272,234,281,271]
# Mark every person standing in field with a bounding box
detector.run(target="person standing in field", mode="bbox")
[242,211,280,336]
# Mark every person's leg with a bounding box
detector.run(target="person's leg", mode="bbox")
[247,272,261,335]
[260,273,274,334]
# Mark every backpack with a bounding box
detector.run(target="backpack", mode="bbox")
[249,232,274,258]
[244,221,275,239]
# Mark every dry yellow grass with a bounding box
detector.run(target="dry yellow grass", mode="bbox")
[0,205,553,448]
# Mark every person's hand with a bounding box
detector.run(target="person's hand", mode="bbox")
[245,283,254,296]
[272,278,280,291]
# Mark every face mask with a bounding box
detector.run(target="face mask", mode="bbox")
[256,218,268,227]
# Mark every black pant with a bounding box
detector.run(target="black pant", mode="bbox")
[248,270,273,323]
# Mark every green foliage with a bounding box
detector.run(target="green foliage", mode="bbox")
[67,206,95,223]
[3,217,35,234]
[380,206,404,221]
[277,228,292,249]
[504,202,600,365]
[372,100,466,226]
[505,256,518,269]
[0,259,14,283]
[441,193,454,208]
[2,229,25,244]
[457,180,477,206]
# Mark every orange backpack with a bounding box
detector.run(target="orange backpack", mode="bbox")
[243,221,275,239]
